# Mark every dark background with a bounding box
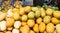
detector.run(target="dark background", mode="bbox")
[33,0,60,9]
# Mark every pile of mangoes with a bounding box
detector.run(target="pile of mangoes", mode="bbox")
[0,5,60,33]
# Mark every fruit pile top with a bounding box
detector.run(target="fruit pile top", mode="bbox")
[0,0,59,12]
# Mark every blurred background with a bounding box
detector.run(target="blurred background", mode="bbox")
[0,0,60,6]
[0,0,60,10]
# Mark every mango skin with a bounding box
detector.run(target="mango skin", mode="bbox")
[46,23,54,33]
[36,18,42,24]
[51,17,59,24]
[53,11,60,18]
[35,10,41,18]
[43,16,51,24]
[40,8,46,18]
[33,24,39,33]
[56,24,60,33]
[39,22,46,32]
[28,12,35,19]
[27,19,35,27]
[13,13,20,20]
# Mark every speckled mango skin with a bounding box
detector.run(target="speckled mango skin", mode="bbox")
[39,22,46,32]
[46,23,54,33]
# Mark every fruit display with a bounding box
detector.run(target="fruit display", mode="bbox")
[0,4,60,33]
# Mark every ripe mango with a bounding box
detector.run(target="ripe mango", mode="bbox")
[46,23,54,33]
[39,22,46,32]
[33,24,39,33]
[43,16,51,24]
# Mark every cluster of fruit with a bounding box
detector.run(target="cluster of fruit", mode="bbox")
[0,5,60,33]
[0,0,22,13]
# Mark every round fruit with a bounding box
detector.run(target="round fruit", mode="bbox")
[6,18,15,27]
[20,8,25,15]
[33,24,39,33]
[43,16,51,24]
[24,6,31,13]
[13,13,20,20]
[22,15,28,22]
[14,21,21,29]
[40,8,46,18]
[46,8,53,16]
[56,24,60,33]
[46,23,54,33]
[28,12,35,19]
[36,18,42,24]
[51,17,59,24]
[35,10,41,18]
[39,22,45,32]
[53,11,60,18]
[21,22,27,26]
[20,25,30,33]
[0,21,6,31]
[27,19,35,27]
[0,13,6,21]
[12,8,20,13]
[32,7,38,12]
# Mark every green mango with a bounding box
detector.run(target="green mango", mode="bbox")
[28,11,35,19]
[35,10,41,18]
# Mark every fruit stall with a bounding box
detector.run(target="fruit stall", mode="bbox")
[0,0,60,33]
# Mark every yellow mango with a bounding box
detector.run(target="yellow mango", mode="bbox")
[56,24,60,33]
[22,15,28,22]
[39,22,46,32]
[33,24,39,33]
[53,11,60,18]
[27,19,35,27]
[12,8,20,13]
[40,8,46,18]
[46,23,54,33]
[21,22,27,26]
[20,25,30,33]
[6,18,15,27]
[43,16,51,24]
[20,8,25,15]
[35,10,41,18]
[13,13,20,20]
[24,6,31,13]
[51,17,59,24]
[46,8,53,16]
[0,13,6,21]
[36,18,42,24]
